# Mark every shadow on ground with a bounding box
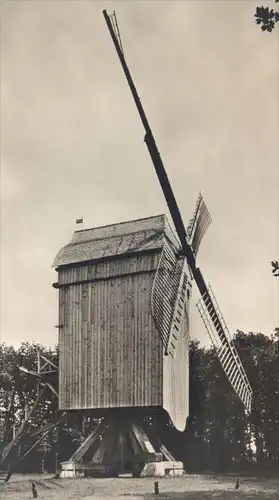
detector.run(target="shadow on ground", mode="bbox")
[142,492,279,500]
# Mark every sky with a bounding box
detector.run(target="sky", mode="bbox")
[0,0,278,349]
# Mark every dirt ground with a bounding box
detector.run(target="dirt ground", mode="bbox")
[1,473,278,500]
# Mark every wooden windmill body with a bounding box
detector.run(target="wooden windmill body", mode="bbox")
[52,214,191,476]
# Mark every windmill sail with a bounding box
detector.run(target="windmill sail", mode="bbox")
[103,10,253,413]
[186,193,203,240]
[186,193,212,256]
[151,244,188,357]
[197,285,252,412]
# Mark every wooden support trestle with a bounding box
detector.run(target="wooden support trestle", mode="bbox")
[61,413,184,478]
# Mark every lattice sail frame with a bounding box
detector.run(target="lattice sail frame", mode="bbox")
[197,285,252,413]
[186,193,212,257]
[151,243,189,358]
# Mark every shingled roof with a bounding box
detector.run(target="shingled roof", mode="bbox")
[52,214,180,268]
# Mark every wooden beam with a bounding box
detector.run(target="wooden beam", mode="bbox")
[44,382,58,398]
[131,423,155,453]
[37,351,41,373]
[91,424,114,464]
[20,430,49,461]
[119,431,125,473]
[69,421,104,463]
[3,413,67,483]
[0,386,46,467]
[39,354,58,371]
[101,423,120,464]
[128,429,142,455]
[27,412,67,438]
[19,366,42,379]
[53,269,155,289]
[145,423,175,461]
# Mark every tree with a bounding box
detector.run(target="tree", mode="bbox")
[271,260,279,277]
[2,333,279,474]
[254,0,279,32]
[0,342,59,473]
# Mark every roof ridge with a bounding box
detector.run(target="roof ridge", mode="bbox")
[74,213,166,234]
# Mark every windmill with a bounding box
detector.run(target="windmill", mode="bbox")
[0,10,253,481]
[53,11,252,477]
[102,9,252,413]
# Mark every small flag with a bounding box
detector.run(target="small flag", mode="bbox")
[76,218,83,224]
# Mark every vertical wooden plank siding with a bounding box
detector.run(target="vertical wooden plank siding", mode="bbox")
[58,253,163,411]
[57,248,190,433]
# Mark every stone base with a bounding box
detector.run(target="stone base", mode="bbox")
[60,459,184,478]
[60,461,83,478]
[140,461,184,478]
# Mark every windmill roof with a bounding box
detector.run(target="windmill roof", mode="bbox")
[52,214,180,268]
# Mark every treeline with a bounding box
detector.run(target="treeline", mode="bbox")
[167,330,279,473]
[1,330,279,474]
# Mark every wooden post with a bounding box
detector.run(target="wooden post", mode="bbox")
[55,451,59,475]
[119,433,124,475]
[37,351,41,374]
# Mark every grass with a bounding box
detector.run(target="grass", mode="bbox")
[0,473,278,499]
